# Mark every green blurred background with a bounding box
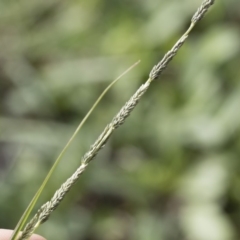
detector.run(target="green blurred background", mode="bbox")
[1,0,240,239]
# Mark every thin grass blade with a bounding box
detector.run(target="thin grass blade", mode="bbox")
[10,60,140,240]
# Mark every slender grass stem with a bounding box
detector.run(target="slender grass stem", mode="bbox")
[16,1,215,239]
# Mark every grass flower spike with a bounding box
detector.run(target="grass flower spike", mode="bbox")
[14,0,215,239]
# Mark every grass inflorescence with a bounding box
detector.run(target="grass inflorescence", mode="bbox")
[12,0,215,239]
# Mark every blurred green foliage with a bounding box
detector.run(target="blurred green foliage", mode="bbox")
[1,0,240,240]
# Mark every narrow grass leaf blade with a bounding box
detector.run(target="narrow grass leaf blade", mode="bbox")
[10,60,140,240]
